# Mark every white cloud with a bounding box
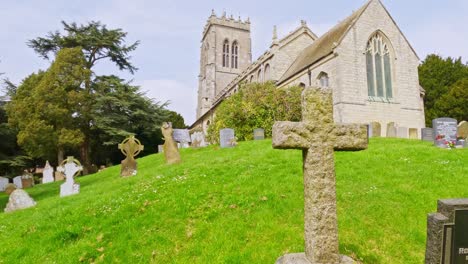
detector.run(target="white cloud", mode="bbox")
[137,79,197,126]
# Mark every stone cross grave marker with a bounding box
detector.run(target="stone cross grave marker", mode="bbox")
[42,160,54,184]
[273,87,368,264]
[253,128,265,140]
[0,177,9,192]
[161,122,181,164]
[426,198,468,264]
[57,156,83,197]
[118,135,144,177]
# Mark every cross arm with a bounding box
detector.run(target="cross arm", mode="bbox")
[333,124,368,150]
[272,121,320,149]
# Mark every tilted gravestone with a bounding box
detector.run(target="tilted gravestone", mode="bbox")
[422,128,435,142]
[42,160,54,184]
[4,189,36,213]
[426,199,468,264]
[173,129,191,148]
[220,128,235,148]
[253,128,265,140]
[433,118,458,144]
[409,128,418,139]
[0,177,9,192]
[118,135,144,177]
[370,122,381,137]
[161,122,181,164]
[386,122,397,138]
[273,87,368,264]
[458,121,468,140]
[57,156,82,197]
[397,127,409,138]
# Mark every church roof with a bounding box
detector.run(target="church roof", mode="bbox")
[277,0,372,85]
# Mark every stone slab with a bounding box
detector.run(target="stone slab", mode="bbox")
[421,128,434,141]
[275,253,355,264]
[386,122,396,138]
[409,128,418,139]
[253,128,265,140]
[4,189,36,212]
[13,176,22,189]
[433,117,457,142]
[0,177,9,192]
[370,122,381,137]
[220,128,235,148]
[397,127,408,138]
[172,129,191,143]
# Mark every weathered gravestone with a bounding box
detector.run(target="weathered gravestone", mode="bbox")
[173,129,191,148]
[57,156,82,197]
[422,128,435,142]
[397,127,408,138]
[386,122,397,137]
[42,161,54,184]
[220,128,235,148]
[370,122,381,137]
[4,183,16,195]
[433,118,458,145]
[426,199,468,264]
[458,121,468,140]
[161,122,181,164]
[55,171,65,181]
[13,176,22,189]
[409,128,418,139]
[190,131,207,148]
[273,87,368,264]
[118,135,144,177]
[0,177,8,192]
[253,128,265,140]
[157,145,164,153]
[4,189,36,213]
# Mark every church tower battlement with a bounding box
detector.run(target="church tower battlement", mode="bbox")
[196,10,252,119]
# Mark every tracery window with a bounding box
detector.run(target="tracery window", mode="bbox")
[231,41,238,69]
[223,39,230,67]
[366,33,393,98]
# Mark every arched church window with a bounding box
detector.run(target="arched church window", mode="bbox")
[223,39,230,67]
[366,33,393,98]
[250,75,254,83]
[264,64,270,81]
[231,41,238,69]
[318,72,329,87]
[257,69,262,83]
[299,82,306,89]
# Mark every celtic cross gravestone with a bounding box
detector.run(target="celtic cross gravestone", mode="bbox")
[118,135,144,177]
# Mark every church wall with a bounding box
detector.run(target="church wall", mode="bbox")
[334,0,425,137]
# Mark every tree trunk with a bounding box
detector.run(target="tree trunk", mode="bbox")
[57,147,64,165]
[80,138,91,175]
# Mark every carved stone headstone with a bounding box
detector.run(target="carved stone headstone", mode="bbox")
[273,87,367,264]
[0,177,9,192]
[409,128,418,139]
[370,122,381,137]
[220,128,235,148]
[397,127,408,138]
[191,131,207,148]
[422,128,435,142]
[13,176,22,189]
[386,122,397,137]
[42,161,54,184]
[161,122,181,164]
[173,129,191,148]
[57,156,82,197]
[253,128,265,140]
[433,117,458,144]
[4,183,16,195]
[118,135,144,177]
[458,121,468,140]
[4,189,36,212]
[425,198,468,264]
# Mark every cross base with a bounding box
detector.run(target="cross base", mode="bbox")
[275,253,355,264]
[60,182,80,197]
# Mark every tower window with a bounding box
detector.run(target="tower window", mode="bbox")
[231,41,238,69]
[223,39,230,67]
[366,33,393,98]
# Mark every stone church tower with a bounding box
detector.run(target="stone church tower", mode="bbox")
[196,11,252,119]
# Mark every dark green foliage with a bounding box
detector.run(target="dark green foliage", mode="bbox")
[163,110,186,129]
[434,78,468,122]
[207,82,302,143]
[28,21,139,73]
[419,54,468,125]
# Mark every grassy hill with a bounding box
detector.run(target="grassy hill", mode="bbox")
[0,138,466,264]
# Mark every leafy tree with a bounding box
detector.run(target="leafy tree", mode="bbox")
[164,110,186,129]
[7,48,90,164]
[28,21,139,172]
[434,78,468,122]
[419,54,468,125]
[207,82,302,143]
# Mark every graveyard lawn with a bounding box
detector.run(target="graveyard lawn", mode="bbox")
[0,139,466,264]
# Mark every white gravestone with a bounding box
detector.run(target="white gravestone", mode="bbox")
[191,131,207,147]
[13,176,22,189]
[42,160,54,184]
[57,156,83,197]
[0,177,9,192]
[173,129,191,148]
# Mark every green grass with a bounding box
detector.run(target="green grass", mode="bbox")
[0,138,466,264]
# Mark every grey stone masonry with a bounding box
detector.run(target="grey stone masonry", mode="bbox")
[426,198,468,264]
[273,87,367,264]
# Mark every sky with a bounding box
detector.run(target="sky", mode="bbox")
[1,0,467,125]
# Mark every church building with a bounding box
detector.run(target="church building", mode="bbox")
[191,0,426,138]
